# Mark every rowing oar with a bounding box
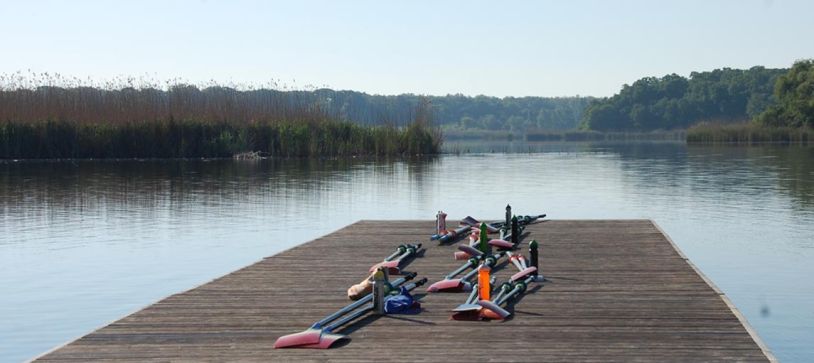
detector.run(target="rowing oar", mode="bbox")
[426,247,505,292]
[274,273,420,349]
[368,243,422,274]
[427,251,505,292]
[276,277,428,349]
[477,274,538,320]
[454,224,526,260]
[462,213,547,231]
[452,267,536,320]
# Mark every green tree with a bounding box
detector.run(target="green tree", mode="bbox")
[758,60,814,128]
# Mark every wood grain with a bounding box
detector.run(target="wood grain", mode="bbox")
[35,220,774,362]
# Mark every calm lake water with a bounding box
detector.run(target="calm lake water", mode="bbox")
[2,142,813,362]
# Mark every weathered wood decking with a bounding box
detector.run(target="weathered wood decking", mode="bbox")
[37,220,774,362]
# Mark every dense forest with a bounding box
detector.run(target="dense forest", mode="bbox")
[581,67,787,131]
[757,60,814,128]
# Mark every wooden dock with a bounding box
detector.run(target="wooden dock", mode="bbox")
[36,220,774,362]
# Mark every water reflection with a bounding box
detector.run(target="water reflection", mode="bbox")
[1,144,813,362]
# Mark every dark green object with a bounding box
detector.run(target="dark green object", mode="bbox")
[505,204,512,229]
[479,222,490,255]
[511,216,519,245]
[529,239,539,277]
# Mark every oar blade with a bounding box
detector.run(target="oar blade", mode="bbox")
[488,239,514,249]
[477,300,511,320]
[298,332,350,349]
[457,244,483,256]
[460,216,480,227]
[273,328,323,348]
[426,278,465,292]
[511,267,537,282]
[452,303,482,312]
[368,260,401,274]
[453,251,472,260]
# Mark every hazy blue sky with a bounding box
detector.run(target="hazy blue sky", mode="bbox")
[1,0,812,97]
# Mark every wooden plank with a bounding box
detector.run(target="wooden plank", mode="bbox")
[34,220,775,362]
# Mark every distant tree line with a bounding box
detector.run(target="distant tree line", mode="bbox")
[581,66,787,131]
[310,91,594,131]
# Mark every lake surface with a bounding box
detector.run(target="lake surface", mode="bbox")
[2,142,813,362]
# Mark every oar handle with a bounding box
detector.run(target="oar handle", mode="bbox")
[495,275,536,306]
[314,272,416,328]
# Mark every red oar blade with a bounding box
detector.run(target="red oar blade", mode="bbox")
[488,239,514,249]
[454,251,472,260]
[298,332,350,349]
[511,267,537,282]
[426,278,465,292]
[368,260,401,274]
[477,300,511,320]
[273,328,323,348]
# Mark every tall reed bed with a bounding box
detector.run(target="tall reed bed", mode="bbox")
[687,122,811,144]
[0,73,441,158]
[0,120,441,159]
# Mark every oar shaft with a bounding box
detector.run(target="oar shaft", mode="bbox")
[325,279,425,332]
[444,260,473,279]
[464,284,479,304]
[439,225,469,243]
[385,248,403,262]
[495,275,536,306]
[315,273,414,327]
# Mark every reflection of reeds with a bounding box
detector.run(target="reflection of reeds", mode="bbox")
[687,122,811,144]
[0,73,441,158]
[525,130,686,142]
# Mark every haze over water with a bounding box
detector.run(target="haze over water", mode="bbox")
[2,142,813,362]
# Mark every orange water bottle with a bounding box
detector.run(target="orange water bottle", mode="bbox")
[478,264,491,300]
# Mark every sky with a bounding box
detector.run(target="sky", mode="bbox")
[0,0,812,97]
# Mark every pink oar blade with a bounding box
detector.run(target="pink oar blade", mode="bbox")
[477,299,511,319]
[273,328,322,348]
[457,244,483,256]
[488,239,514,249]
[426,278,465,292]
[511,267,537,282]
[298,333,349,349]
[454,251,471,260]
